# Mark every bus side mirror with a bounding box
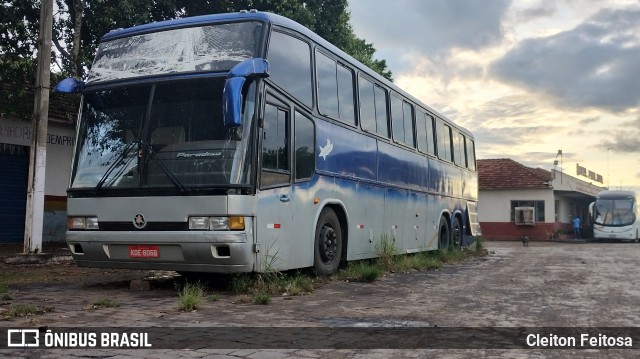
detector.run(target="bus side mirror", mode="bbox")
[223,58,269,127]
[54,77,85,93]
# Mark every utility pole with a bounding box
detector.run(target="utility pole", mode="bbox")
[24,0,53,254]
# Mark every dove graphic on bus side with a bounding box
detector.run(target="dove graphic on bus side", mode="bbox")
[319,139,333,160]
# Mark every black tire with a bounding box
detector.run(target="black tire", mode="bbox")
[438,216,450,250]
[313,208,343,276]
[451,217,463,250]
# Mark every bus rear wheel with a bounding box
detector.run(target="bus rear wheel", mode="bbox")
[314,208,342,276]
[451,217,462,249]
[438,216,450,250]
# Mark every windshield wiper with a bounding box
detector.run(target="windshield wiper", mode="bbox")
[140,141,189,194]
[94,142,137,192]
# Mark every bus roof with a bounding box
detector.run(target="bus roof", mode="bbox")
[99,11,473,136]
[596,190,636,200]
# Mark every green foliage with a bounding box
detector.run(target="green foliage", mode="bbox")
[375,234,398,272]
[2,0,392,80]
[7,303,54,317]
[91,298,119,308]
[177,281,206,311]
[230,273,254,294]
[338,261,381,282]
[252,292,271,305]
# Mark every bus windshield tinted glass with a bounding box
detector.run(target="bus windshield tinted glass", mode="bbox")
[594,198,635,226]
[71,77,255,190]
[87,21,263,83]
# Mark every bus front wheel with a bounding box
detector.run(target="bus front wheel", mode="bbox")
[438,216,450,250]
[314,208,342,276]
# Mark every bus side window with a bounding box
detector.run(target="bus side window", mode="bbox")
[466,138,476,171]
[437,120,452,162]
[391,95,404,143]
[268,31,312,108]
[261,102,291,188]
[294,111,315,181]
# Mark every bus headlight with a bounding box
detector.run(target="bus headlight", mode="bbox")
[68,216,99,230]
[188,216,245,231]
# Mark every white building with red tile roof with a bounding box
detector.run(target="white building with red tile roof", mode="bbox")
[478,158,605,240]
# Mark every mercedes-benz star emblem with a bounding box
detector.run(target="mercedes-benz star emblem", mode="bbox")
[133,213,147,230]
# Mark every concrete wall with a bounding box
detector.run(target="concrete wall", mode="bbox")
[478,188,558,240]
[0,116,75,242]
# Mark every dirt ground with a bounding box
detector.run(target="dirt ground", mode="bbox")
[1,240,639,358]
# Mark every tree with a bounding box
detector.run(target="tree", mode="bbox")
[2,0,392,83]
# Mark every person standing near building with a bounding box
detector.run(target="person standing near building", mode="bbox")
[573,216,581,239]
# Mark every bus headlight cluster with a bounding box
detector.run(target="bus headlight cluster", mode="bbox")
[188,216,245,231]
[67,216,99,230]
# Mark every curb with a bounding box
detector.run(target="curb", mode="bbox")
[3,253,74,265]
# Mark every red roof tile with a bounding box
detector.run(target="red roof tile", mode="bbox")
[478,158,552,190]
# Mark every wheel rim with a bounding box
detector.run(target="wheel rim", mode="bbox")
[319,224,337,263]
[453,221,461,247]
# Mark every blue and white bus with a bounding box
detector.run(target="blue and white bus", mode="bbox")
[591,190,639,243]
[56,11,480,275]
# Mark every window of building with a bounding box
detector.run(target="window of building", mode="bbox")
[511,200,545,223]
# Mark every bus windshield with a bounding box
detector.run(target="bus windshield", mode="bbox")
[71,77,255,191]
[87,21,263,83]
[594,198,636,226]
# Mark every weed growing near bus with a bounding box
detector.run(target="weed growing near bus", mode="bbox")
[177,281,206,311]
[337,235,487,281]
[375,234,398,272]
[91,298,119,309]
[253,293,272,305]
[7,303,54,318]
[338,261,381,282]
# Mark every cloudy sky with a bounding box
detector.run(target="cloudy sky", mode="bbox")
[348,0,640,192]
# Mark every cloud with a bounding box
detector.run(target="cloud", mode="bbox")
[349,0,511,71]
[599,116,640,153]
[490,7,640,112]
[515,0,558,22]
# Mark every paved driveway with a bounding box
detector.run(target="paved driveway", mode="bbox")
[1,241,639,358]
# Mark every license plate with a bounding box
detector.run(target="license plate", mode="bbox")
[129,245,159,258]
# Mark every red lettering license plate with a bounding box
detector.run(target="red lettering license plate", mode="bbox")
[129,245,159,258]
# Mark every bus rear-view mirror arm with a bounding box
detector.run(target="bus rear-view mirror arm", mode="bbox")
[223,58,269,127]
[54,77,85,94]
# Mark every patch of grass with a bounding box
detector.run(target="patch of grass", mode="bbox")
[230,274,254,295]
[396,251,443,272]
[0,283,8,293]
[6,303,54,317]
[253,293,271,305]
[282,274,315,296]
[1,293,13,301]
[177,281,206,311]
[208,293,220,302]
[91,298,119,308]
[474,237,485,252]
[375,234,398,272]
[338,261,381,282]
